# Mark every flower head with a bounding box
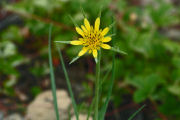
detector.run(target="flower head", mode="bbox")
[70,17,111,58]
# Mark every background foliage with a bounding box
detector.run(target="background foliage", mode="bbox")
[0,0,180,119]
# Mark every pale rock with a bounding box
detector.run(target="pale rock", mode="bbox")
[71,114,93,120]
[4,113,23,120]
[25,90,71,120]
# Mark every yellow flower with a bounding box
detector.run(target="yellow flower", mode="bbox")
[70,17,111,58]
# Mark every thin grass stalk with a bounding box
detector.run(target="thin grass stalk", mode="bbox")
[99,54,115,120]
[57,47,79,120]
[48,24,60,120]
[128,104,146,120]
[87,98,95,120]
[99,69,111,98]
[94,50,101,120]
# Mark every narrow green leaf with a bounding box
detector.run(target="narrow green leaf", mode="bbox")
[68,109,71,120]
[99,69,111,104]
[87,98,95,120]
[128,104,146,120]
[48,24,60,120]
[57,47,79,120]
[100,69,111,86]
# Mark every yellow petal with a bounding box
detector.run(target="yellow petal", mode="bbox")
[101,44,111,49]
[84,18,91,31]
[92,49,97,58]
[81,25,87,33]
[102,37,111,42]
[101,27,109,36]
[79,38,84,41]
[94,17,100,31]
[89,50,92,53]
[76,27,84,36]
[70,40,83,45]
[78,47,88,56]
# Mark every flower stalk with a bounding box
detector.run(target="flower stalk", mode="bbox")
[94,50,101,120]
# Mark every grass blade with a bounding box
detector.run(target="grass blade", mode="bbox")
[99,68,111,99]
[87,98,95,120]
[128,104,146,120]
[48,24,60,120]
[57,47,79,120]
[100,69,111,86]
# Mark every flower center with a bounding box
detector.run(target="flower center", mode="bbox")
[83,29,103,50]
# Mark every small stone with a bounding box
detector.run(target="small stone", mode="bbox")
[25,90,71,120]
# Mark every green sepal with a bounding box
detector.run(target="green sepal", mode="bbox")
[69,56,80,64]
[111,47,127,55]
[55,41,71,44]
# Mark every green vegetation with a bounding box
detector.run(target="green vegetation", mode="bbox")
[0,0,180,119]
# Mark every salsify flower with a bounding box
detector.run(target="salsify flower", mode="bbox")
[70,17,111,58]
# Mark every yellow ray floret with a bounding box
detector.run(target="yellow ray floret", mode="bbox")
[71,17,112,58]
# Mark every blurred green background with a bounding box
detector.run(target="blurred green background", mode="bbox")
[0,0,180,120]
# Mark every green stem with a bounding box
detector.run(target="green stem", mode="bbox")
[48,24,60,120]
[94,50,101,120]
[98,17,116,120]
